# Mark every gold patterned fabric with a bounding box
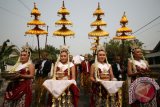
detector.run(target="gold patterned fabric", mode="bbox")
[90,82,123,107]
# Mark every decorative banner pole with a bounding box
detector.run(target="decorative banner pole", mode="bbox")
[25,3,48,59]
[88,2,109,51]
[53,1,75,45]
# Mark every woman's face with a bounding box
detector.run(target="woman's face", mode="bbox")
[20,51,29,63]
[97,50,106,63]
[60,51,68,64]
[133,48,143,59]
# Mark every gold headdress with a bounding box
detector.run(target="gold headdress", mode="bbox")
[60,45,69,53]
[21,44,31,56]
[96,44,105,53]
[130,44,140,53]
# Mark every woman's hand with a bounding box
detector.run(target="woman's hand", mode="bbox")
[136,66,142,72]
[12,72,21,79]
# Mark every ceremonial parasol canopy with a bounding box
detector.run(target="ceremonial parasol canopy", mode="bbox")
[93,3,105,16]
[53,1,75,45]
[88,2,109,46]
[55,18,72,25]
[53,26,75,36]
[27,19,46,26]
[113,12,136,79]
[113,12,135,40]
[89,27,109,37]
[91,19,107,26]
[25,3,48,59]
[25,26,48,35]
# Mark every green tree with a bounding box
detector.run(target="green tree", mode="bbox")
[105,40,121,61]
[31,45,60,63]
[104,39,144,63]
[43,45,60,63]
[0,40,16,71]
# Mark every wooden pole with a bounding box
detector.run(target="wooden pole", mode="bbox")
[45,25,49,48]
[63,36,66,45]
[37,35,40,59]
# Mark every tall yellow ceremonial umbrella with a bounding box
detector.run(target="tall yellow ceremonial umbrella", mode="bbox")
[113,12,135,40]
[25,3,48,59]
[88,2,109,51]
[113,12,136,107]
[53,1,75,45]
[113,12,136,95]
[113,12,135,64]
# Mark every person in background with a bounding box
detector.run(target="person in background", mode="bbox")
[80,54,91,93]
[35,51,52,106]
[112,56,123,81]
[70,54,79,80]
[36,51,52,78]
[69,54,74,63]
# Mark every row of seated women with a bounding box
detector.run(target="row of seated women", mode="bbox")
[1,44,160,107]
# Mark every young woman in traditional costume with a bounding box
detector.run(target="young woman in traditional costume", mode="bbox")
[2,45,35,107]
[43,45,79,107]
[90,45,115,82]
[128,45,160,107]
[90,45,123,107]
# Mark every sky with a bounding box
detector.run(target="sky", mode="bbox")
[0,0,160,56]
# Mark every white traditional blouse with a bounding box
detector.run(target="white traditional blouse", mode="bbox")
[57,62,74,72]
[97,62,111,74]
[14,63,30,72]
[134,60,147,69]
